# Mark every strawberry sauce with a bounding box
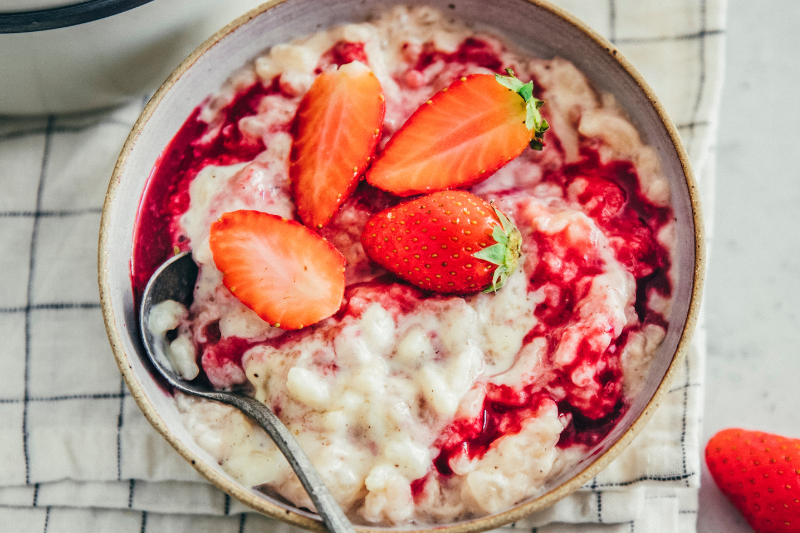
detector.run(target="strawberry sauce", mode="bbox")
[414,37,505,73]
[433,388,552,475]
[131,79,281,300]
[131,36,673,493]
[319,41,369,71]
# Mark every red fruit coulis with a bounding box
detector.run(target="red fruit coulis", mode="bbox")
[413,37,506,73]
[131,37,674,490]
[318,41,369,72]
[131,79,282,298]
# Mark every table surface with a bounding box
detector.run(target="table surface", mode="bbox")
[697,0,800,530]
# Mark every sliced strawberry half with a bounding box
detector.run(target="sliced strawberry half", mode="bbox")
[209,210,346,330]
[366,69,548,196]
[290,61,385,229]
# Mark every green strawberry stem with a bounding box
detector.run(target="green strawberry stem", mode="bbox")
[473,205,522,293]
[494,68,549,150]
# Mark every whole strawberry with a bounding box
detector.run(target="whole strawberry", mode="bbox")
[706,428,800,533]
[360,191,521,294]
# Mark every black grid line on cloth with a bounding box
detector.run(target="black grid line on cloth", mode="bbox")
[661,6,707,477]
[679,510,698,514]
[669,382,701,394]
[140,510,148,533]
[686,0,709,152]
[677,120,710,129]
[1,303,101,313]
[42,506,51,533]
[0,208,102,218]
[608,0,617,44]
[680,353,691,486]
[596,490,603,523]
[0,392,128,404]
[110,92,154,490]
[614,28,723,45]
[224,494,231,515]
[238,513,246,533]
[32,483,40,506]
[5,103,138,122]
[117,376,127,480]
[676,121,710,138]
[22,115,55,486]
[0,119,135,142]
[591,472,695,487]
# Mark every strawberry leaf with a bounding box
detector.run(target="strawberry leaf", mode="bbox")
[489,267,503,293]
[495,69,525,92]
[493,204,513,233]
[474,243,506,265]
[492,224,509,246]
[525,101,548,135]
[474,206,523,293]
[518,82,534,101]
[525,106,535,131]
[496,69,549,138]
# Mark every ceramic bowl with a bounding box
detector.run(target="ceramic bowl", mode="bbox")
[99,0,705,530]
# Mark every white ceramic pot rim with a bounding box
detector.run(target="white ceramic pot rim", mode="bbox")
[0,0,154,33]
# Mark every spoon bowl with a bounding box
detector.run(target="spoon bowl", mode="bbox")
[139,251,355,533]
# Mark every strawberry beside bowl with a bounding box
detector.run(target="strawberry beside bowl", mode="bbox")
[99,0,704,530]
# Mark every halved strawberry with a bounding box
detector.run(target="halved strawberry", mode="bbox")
[209,210,346,330]
[366,69,547,196]
[290,61,385,229]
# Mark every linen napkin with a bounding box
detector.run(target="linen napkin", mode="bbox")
[0,0,725,531]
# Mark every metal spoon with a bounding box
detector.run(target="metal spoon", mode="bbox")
[140,251,355,533]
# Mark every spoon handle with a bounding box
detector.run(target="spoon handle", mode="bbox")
[213,392,356,533]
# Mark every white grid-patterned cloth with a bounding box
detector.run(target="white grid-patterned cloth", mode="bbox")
[0,1,725,531]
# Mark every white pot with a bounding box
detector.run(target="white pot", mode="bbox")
[0,0,259,115]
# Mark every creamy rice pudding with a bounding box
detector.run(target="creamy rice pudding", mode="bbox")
[133,6,674,525]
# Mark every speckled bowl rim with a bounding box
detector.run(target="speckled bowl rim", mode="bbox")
[98,0,705,531]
